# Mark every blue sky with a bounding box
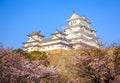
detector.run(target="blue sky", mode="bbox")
[0,0,120,49]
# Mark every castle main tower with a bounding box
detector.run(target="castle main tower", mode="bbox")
[64,12,99,49]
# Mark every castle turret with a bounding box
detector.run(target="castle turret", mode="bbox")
[23,31,44,52]
[52,29,66,39]
[27,31,44,42]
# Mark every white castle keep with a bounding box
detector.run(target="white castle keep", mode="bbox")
[23,12,100,52]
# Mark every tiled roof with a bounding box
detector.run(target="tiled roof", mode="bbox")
[27,31,44,37]
[52,29,66,35]
[67,13,91,24]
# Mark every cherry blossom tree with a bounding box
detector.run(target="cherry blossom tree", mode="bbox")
[69,47,120,83]
[0,46,58,83]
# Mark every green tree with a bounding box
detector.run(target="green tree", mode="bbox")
[28,51,48,60]
[13,48,27,56]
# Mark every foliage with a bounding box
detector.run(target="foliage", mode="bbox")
[27,51,48,61]
[13,48,28,56]
[1,43,120,83]
[69,47,120,83]
[0,46,58,83]
[48,49,83,82]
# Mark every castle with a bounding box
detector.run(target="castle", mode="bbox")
[23,12,100,52]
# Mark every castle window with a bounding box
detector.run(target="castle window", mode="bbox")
[91,30,94,32]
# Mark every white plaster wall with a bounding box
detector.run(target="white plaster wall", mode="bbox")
[28,35,43,42]
[41,40,61,45]
[41,44,70,51]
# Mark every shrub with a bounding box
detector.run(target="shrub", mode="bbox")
[13,48,28,56]
[27,51,48,60]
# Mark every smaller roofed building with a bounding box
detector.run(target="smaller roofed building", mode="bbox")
[23,30,71,52]
[23,12,100,52]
